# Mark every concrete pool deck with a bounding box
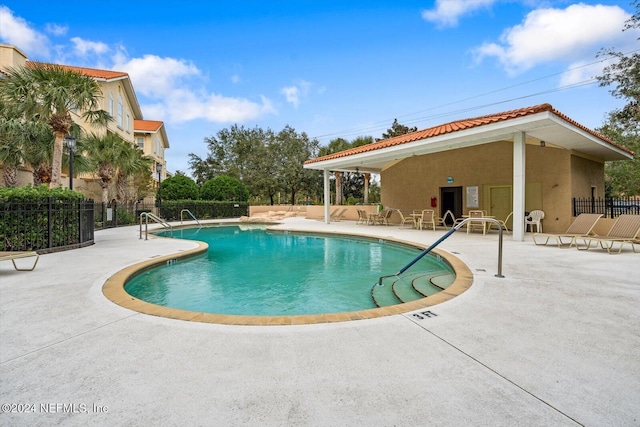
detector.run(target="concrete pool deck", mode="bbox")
[1,217,638,426]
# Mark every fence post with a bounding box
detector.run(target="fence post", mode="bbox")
[47,197,53,250]
[78,199,83,245]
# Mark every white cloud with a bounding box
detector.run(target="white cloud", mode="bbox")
[473,4,632,75]
[70,37,110,56]
[113,54,201,98]
[559,60,605,87]
[113,54,275,123]
[143,90,275,124]
[422,0,497,28]
[0,6,50,57]
[45,23,67,36]
[281,86,301,107]
[281,80,313,108]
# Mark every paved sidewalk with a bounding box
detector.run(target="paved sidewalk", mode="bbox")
[1,218,638,426]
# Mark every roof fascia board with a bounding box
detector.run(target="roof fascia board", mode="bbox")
[545,113,633,160]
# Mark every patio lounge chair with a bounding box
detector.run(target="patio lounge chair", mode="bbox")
[330,208,347,221]
[574,214,640,254]
[0,251,40,271]
[532,213,602,247]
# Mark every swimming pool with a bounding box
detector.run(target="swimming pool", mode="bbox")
[124,225,456,317]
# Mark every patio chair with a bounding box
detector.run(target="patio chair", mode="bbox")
[435,210,456,229]
[356,209,369,225]
[487,212,513,234]
[467,210,486,234]
[374,208,393,226]
[0,251,40,271]
[395,209,417,228]
[574,214,640,254]
[525,210,545,232]
[417,209,436,230]
[532,213,602,247]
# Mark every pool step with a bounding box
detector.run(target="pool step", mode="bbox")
[371,279,402,307]
[371,271,455,308]
[392,277,425,303]
[431,273,455,289]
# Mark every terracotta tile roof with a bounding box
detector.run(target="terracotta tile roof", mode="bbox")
[26,61,129,80]
[305,103,633,164]
[134,119,163,132]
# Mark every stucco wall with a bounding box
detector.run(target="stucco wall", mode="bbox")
[382,141,514,212]
[571,154,605,199]
[380,141,605,233]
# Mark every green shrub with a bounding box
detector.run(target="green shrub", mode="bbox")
[158,175,199,200]
[200,176,248,201]
[158,200,249,221]
[0,185,91,252]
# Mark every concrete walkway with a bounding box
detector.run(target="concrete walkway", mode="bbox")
[1,217,638,426]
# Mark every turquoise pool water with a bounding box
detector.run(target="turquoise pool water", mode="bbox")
[125,225,454,316]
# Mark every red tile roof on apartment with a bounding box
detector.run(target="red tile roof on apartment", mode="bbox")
[134,119,163,132]
[305,103,632,164]
[26,61,129,80]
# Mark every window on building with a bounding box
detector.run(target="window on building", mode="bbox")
[137,137,145,149]
[109,92,113,117]
[154,135,161,155]
[126,111,130,133]
[117,95,123,128]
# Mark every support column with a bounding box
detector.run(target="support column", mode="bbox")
[324,169,331,224]
[513,132,526,241]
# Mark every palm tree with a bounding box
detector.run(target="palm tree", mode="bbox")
[0,63,111,188]
[115,143,153,203]
[0,99,52,187]
[83,132,129,205]
[318,138,351,205]
[22,124,56,186]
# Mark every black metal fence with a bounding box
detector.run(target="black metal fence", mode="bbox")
[93,201,250,229]
[573,197,640,218]
[1,198,95,252]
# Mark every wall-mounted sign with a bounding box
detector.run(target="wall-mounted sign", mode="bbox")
[446,177,454,184]
[466,186,479,208]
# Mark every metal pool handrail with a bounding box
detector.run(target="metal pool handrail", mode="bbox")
[376,218,504,288]
[180,209,202,228]
[139,212,173,240]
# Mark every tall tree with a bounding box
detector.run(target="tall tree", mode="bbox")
[189,124,268,187]
[596,0,640,195]
[83,132,129,204]
[0,63,111,188]
[350,136,374,204]
[114,143,153,203]
[378,119,417,141]
[318,138,351,205]
[597,0,639,128]
[0,99,53,187]
[598,113,640,196]
[271,126,319,205]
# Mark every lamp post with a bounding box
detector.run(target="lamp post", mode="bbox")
[156,162,163,213]
[63,134,77,190]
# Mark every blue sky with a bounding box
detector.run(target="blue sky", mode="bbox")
[1,1,638,176]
